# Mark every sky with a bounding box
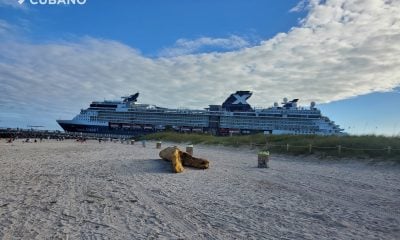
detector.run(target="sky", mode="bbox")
[0,0,399,136]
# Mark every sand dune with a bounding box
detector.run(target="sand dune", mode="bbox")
[0,140,399,239]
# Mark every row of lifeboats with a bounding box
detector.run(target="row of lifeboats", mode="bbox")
[109,123,204,132]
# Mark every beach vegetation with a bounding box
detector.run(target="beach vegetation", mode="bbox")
[141,132,400,161]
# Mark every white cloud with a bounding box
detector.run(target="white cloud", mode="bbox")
[290,0,310,12]
[0,0,400,129]
[0,19,13,35]
[159,35,250,57]
[0,19,27,38]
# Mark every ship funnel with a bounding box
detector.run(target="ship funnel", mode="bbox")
[222,91,252,112]
[283,97,288,103]
[123,92,139,103]
[310,101,316,108]
[274,102,278,107]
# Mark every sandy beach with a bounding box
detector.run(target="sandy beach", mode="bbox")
[0,139,399,239]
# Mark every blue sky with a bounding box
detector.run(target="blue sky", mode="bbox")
[1,0,304,55]
[0,0,399,135]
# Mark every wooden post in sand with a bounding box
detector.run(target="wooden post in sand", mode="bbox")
[258,151,269,168]
[387,146,391,155]
[186,145,194,155]
[338,145,342,155]
[156,141,162,149]
[286,144,290,152]
[130,140,135,145]
[309,144,312,154]
[142,140,146,147]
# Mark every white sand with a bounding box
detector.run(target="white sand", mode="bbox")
[0,139,399,239]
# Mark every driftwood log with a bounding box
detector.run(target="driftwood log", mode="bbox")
[159,146,210,173]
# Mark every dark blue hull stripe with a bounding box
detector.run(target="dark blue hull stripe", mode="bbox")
[58,123,155,135]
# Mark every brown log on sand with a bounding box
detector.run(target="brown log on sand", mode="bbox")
[159,147,184,173]
[159,146,210,173]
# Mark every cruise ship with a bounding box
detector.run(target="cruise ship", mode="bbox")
[57,91,344,136]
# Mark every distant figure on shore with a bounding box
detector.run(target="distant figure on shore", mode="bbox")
[76,137,86,143]
[98,138,102,143]
[25,138,30,143]
[7,138,13,143]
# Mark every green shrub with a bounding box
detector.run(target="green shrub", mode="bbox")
[141,132,400,161]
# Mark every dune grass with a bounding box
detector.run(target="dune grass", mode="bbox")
[141,132,400,160]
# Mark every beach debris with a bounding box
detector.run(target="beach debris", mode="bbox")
[0,203,9,208]
[258,151,270,168]
[156,141,162,149]
[142,140,146,147]
[86,191,104,201]
[159,146,209,173]
[160,147,184,173]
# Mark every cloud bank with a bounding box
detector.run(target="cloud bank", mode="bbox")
[159,35,250,57]
[1,0,400,128]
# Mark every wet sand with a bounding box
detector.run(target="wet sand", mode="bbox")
[0,139,399,239]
